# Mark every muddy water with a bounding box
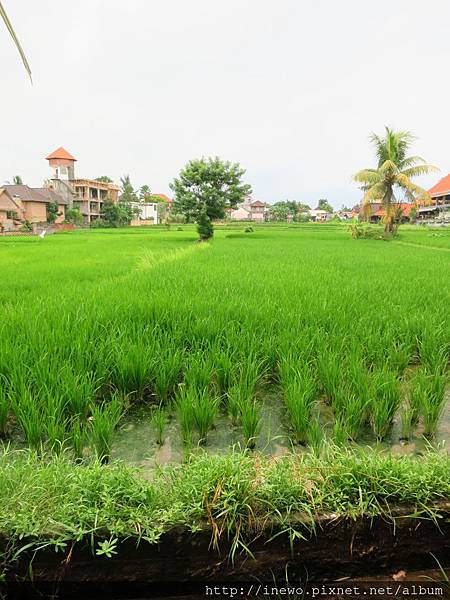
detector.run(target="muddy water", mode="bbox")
[112,390,450,467]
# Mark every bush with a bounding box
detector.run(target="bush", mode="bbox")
[348,223,395,240]
[64,208,83,226]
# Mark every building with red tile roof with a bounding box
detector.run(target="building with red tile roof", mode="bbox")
[417,174,450,220]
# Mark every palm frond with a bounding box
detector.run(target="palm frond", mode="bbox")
[401,164,440,178]
[0,1,32,81]
[353,169,381,185]
[363,183,386,204]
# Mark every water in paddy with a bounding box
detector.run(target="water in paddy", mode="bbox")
[112,389,450,467]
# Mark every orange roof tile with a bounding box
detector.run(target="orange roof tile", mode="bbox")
[428,174,450,197]
[45,147,77,161]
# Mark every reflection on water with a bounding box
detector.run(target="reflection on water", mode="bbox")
[112,390,450,468]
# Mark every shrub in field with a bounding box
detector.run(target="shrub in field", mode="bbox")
[88,396,124,463]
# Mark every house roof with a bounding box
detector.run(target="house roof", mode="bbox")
[249,200,265,207]
[34,187,69,205]
[3,184,67,204]
[0,188,23,212]
[427,174,450,197]
[45,147,77,161]
[372,203,413,217]
[152,193,172,203]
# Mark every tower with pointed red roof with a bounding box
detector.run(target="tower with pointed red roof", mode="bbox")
[45,147,77,181]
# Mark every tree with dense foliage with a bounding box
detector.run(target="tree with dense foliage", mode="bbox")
[95,176,113,183]
[317,199,333,213]
[170,157,251,240]
[12,175,23,184]
[46,202,61,224]
[353,127,437,233]
[269,200,311,222]
[98,199,140,228]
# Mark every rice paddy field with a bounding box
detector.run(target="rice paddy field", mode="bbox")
[0,223,449,585]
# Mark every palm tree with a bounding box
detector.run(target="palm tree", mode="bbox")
[1,1,31,80]
[353,127,438,233]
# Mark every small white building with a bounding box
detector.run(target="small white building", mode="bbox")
[130,202,159,225]
[308,209,331,222]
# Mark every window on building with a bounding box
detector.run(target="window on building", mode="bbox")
[6,211,18,220]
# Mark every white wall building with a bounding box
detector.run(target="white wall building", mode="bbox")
[131,202,159,225]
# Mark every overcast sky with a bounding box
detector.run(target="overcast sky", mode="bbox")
[1,0,449,208]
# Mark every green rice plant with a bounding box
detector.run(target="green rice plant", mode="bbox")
[409,370,425,424]
[307,416,324,454]
[370,369,401,441]
[214,348,235,395]
[240,399,261,449]
[69,417,86,461]
[11,382,45,449]
[316,349,341,404]
[192,390,218,444]
[175,386,196,447]
[418,370,447,437]
[418,327,449,374]
[153,347,184,403]
[226,383,246,426]
[332,417,349,446]
[150,404,167,445]
[110,343,156,400]
[282,366,317,445]
[399,402,415,441]
[88,395,124,463]
[0,375,9,436]
[45,411,68,454]
[337,392,367,442]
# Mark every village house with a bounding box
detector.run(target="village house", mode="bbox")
[45,147,120,224]
[0,187,23,231]
[352,201,414,223]
[229,197,268,221]
[417,174,450,221]
[2,184,68,229]
[308,209,332,222]
[130,202,159,225]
